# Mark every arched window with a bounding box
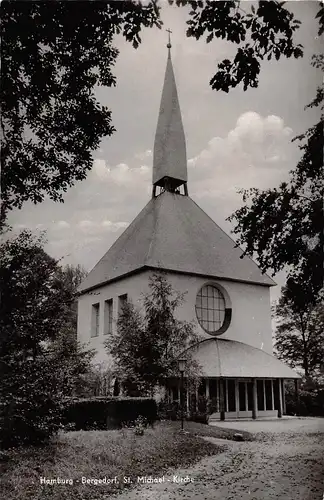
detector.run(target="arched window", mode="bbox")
[195,285,227,334]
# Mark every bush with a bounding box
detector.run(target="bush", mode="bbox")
[157,400,182,421]
[285,387,324,416]
[208,397,218,414]
[0,358,65,449]
[63,397,157,430]
[157,397,210,425]
[188,394,209,424]
[190,412,209,424]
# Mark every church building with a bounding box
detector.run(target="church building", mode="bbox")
[77,40,299,420]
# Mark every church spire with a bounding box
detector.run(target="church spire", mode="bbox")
[152,31,188,197]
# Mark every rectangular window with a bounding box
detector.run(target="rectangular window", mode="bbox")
[91,303,100,337]
[118,293,128,316]
[104,299,113,335]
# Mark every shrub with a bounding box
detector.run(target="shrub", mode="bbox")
[197,395,208,413]
[190,412,209,424]
[188,395,209,424]
[285,387,324,416]
[157,398,210,425]
[208,397,218,414]
[0,358,65,449]
[157,400,182,421]
[63,397,157,430]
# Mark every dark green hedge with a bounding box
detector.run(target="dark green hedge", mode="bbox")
[63,397,157,430]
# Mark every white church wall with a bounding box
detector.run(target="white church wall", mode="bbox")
[164,272,273,354]
[77,268,274,365]
[77,270,152,365]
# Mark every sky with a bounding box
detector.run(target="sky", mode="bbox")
[8,1,322,304]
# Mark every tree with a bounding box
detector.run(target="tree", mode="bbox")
[172,0,306,91]
[2,0,317,222]
[228,53,324,307]
[0,0,162,221]
[105,273,202,396]
[59,263,88,334]
[0,230,94,447]
[274,285,324,380]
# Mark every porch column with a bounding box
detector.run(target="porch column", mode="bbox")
[252,378,258,419]
[245,382,248,412]
[263,379,266,411]
[225,379,229,412]
[271,379,275,410]
[278,378,283,418]
[235,380,239,414]
[282,379,286,414]
[205,378,210,399]
[219,378,225,421]
[216,379,220,412]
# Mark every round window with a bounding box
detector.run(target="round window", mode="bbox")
[195,285,226,334]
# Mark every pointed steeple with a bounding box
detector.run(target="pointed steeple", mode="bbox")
[152,31,188,196]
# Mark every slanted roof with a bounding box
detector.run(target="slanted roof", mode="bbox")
[78,191,275,293]
[188,338,300,379]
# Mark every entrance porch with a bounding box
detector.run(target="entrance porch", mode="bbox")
[168,377,286,420]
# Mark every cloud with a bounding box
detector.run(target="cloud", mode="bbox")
[134,149,153,160]
[93,159,151,187]
[78,220,94,229]
[77,219,129,234]
[191,111,293,168]
[187,111,294,219]
[102,220,129,230]
[56,220,70,229]
[8,120,296,272]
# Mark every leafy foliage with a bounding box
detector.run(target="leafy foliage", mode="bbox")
[2,0,320,222]
[228,55,324,306]
[73,363,115,398]
[105,273,202,395]
[274,285,324,379]
[0,0,162,221]
[0,230,94,447]
[285,379,324,417]
[171,0,306,91]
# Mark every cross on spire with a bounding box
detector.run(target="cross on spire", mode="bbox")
[166,28,172,49]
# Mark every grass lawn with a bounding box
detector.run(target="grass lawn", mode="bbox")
[0,421,247,500]
[178,420,253,441]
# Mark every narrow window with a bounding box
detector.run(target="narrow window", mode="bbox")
[104,299,113,335]
[91,303,100,337]
[118,293,128,316]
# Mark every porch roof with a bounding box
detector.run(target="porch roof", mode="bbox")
[188,339,300,379]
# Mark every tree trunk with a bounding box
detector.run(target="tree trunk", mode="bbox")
[301,328,309,378]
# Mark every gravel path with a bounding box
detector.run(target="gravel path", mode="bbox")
[115,417,324,500]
